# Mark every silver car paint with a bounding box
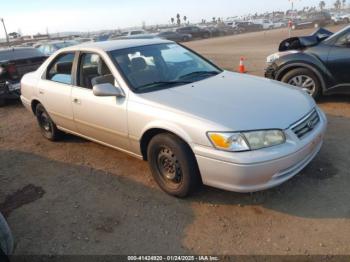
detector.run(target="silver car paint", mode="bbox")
[20,39,327,193]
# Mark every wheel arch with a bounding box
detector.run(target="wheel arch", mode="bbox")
[31,99,42,115]
[276,62,327,92]
[139,126,194,161]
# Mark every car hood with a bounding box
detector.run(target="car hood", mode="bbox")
[138,71,316,131]
[279,28,333,51]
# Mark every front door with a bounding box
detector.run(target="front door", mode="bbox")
[71,52,129,150]
[327,29,350,87]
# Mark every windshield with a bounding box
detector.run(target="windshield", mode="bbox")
[323,26,350,44]
[110,43,221,92]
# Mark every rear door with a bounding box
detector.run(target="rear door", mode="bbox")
[37,52,77,132]
[71,52,129,149]
[327,29,350,86]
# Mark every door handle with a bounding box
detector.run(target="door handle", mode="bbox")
[73,98,81,104]
[39,88,44,95]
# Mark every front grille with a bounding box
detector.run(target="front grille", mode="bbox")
[291,109,320,139]
[264,64,276,79]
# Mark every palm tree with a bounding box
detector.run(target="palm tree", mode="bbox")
[183,16,187,24]
[319,1,326,10]
[342,0,347,8]
[176,13,181,26]
[334,0,342,9]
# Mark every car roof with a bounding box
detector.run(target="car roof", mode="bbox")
[0,47,37,52]
[62,38,173,52]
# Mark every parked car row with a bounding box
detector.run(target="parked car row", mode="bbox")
[291,11,333,30]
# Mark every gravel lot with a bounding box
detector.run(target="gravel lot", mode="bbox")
[1,25,350,256]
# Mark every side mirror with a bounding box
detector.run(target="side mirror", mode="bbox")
[93,83,125,97]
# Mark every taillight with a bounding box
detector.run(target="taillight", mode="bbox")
[6,64,17,75]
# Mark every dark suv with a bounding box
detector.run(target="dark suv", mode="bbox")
[265,26,350,99]
[176,26,211,38]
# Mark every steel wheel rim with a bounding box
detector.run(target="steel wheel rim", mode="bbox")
[39,111,52,133]
[288,75,316,95]
[156,146,183,189]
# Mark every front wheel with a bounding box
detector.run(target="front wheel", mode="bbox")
[0,98,5,107]
[35,103,62,141]
[147,133,201,198]
[0,213,13,257]
[182,36,190,42]
[281,68,322,100]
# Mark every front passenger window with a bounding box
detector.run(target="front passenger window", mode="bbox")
[78,53,115,89]
[335,33,350,47]
[47,53,75,85]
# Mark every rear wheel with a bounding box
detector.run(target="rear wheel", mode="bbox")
[0,98,5,107]
[35,103,62,141]
[0,213,13,256]
[147,133,201,197]
[182,36,190,42]
[281,68,322,100]
[203,32,210,38]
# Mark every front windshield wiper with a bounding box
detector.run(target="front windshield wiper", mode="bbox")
[178,71,220,80]
[137,81,193,91]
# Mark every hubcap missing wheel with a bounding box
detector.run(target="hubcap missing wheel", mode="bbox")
[157,147,182,185]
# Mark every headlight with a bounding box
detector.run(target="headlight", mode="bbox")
[266,51,299,64]
[208,130,285,152]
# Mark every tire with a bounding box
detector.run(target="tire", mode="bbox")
[182,36,190,42]
[281,68,322,100]
[0,213,14,256]
[35,103,62,141]
[0,98,5,107]
[147,133,201,198]
[203,32,210,38]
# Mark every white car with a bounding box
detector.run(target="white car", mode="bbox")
[121,30,147,37]
[20,39,327,197]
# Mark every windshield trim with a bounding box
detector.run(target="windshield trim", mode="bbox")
[108,43,223,94]
[323,26,350,45]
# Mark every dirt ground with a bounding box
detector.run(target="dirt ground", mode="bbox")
[1,25,350,256]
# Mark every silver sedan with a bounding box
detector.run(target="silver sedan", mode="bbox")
[20,39,327,197]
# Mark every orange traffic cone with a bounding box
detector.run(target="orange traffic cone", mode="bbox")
[238,57,246,73]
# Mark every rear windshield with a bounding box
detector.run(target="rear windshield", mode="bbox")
[0,48,44,62]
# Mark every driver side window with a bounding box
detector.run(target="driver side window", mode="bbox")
[335,32,350,47]
[78,53,115,89]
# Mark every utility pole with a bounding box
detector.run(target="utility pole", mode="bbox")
[0,18,10,46]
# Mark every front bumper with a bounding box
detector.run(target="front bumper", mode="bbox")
[193,108,327,193]
[0,81,21,99]
[264,63,277,79]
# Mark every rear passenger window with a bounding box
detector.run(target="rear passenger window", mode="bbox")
[47,53,75,85]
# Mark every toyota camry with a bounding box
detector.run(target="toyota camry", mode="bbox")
[20,39,327,197]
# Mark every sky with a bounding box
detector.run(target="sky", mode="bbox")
[0,0,336,36]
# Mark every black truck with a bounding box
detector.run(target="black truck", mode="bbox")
[0,47,47,106]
